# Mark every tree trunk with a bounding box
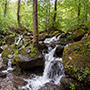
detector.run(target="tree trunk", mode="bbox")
[4,0,7,17]
[45,0,50,30]
[17,0,21,27]
[33,0,38,48]
[78,0,80,22]
[53,0,57,22]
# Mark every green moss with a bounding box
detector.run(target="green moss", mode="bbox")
[74,45,80,51]
[67,35,73,40]
[62,39,90,84]
[2,44,15,64]
[29,45,39,57]
[72,29,85,40]
[18,48,28,55]
[11,56,21,64]
[70,83,75,90]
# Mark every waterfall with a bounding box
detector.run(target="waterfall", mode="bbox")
[2,58,13,73]
[16,35,23,45]
[19,35,65,90]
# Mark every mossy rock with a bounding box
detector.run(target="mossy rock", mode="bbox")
[62,39,90,85]
[18,48,28,55]
[11,46,44,70]
[60,38,73,45]
[1,44,16,64]
[11,52,44,70]
[71,29,85,41]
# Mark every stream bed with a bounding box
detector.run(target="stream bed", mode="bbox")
[19,35,65,90]
[0,35,65,90]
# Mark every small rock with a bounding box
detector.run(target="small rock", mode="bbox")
[60,77,74,90]
[0,72,7,78]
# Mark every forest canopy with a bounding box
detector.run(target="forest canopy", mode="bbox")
[0,0,90,32]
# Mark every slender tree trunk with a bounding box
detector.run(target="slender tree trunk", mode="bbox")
[53,0,57,22]
[45,9,48,30]
[45,0,50,30]
[17,0,21,27]
[4,0,7,17]
[78,0,80,22]
[33,0,38,48]
[48,0,50,28]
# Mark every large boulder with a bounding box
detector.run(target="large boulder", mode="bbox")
[11,47,44,70]
[62,38,90,86]
[71,29,85,41]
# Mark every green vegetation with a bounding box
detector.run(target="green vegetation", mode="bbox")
[0,0,90,89]
[62,38,90,88]
[0,0,90,33]
[29,45,38,57]
[70,83,75,90]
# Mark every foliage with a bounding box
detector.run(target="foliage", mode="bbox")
[14,49,19,55]
[67,35,72,40]
[29,45,38,57]
[77,67,90,81]
[70,83,75,90]
[0,0,90,32]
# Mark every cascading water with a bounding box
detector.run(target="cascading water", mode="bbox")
[1,35,23,73]
[16,35,23,45]
[19,35,65,90]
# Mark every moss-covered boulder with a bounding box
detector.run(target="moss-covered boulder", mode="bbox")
[11,47,44,70]
[71,29,85,41]
[1,44,16,64]
[62,39,90,85]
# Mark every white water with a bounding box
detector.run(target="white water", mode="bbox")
[16,35,23,45]
[1,35,24,73]
[2,59,13,73]
[20,35,65,90]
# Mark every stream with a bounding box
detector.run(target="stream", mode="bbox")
[19,35,65,90]
[0,35,65,90]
